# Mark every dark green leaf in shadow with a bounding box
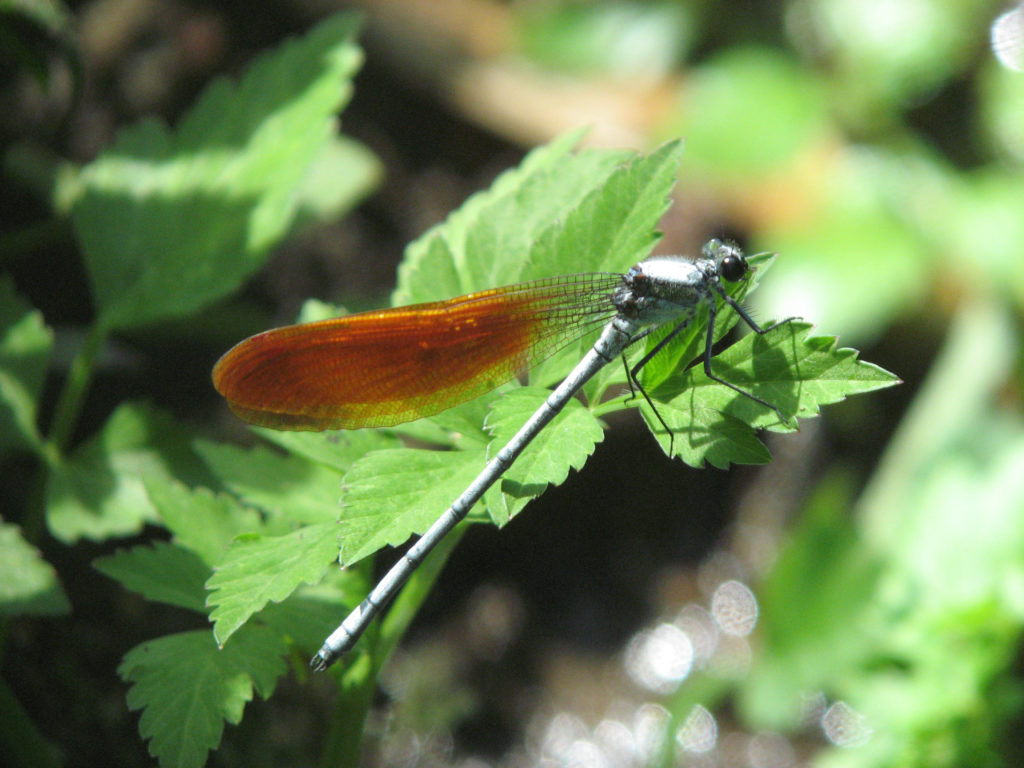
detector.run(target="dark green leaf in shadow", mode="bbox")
[94,540,209,613]
[338,447,489,565]
[207,522,339,645]
[144,477,261,567]
[46,402,213,542]
[70,14,365,331]
[0,277,53,455]
[0,520,69,616]
[119,625,288,768]
[194,439,342,527]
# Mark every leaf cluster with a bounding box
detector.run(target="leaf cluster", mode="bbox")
[0,11,901,768]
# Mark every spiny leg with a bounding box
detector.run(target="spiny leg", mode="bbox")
[705,289,800,422]
[626,321,701,455]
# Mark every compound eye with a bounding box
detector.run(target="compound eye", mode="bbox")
[720,253,747,282]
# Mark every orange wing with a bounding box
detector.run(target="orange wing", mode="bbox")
[212,274,622,430]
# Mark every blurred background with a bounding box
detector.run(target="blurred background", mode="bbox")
[3,1,1024,766]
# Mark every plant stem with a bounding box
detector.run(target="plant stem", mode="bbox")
[47,322,107,452]
[19,324,106,546]
[318,526,467,767]
[320,653,378,768]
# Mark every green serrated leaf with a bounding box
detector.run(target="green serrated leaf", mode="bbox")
[258,574,362,656]
[388,138,689,461]
[0,520,69,616]
[642,321,899,467]
[250,427,398,473]
[393,128,632,304]
[646,402,774,469]
[194,439,342,527]
[143,477,260,567]
[415,390,500,446]
[485,387,604,503]
[0,277,54,454]
[46,402,213,542]
[338,448,489,564]
[207,522,339,645]
[527,139,686,387]
[323,142,895,561]
[527,139,684,277]
[94,540,209,613]
[120,625,287,768]
[71,14,364,331]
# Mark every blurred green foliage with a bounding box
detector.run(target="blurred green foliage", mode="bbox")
[2,1,1023,767]
[516,0,1024,766]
